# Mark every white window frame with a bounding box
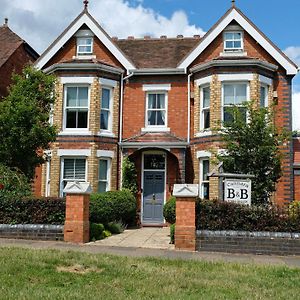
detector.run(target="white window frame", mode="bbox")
[223,31,244,52]
[77,37,93,55]
[260,83,269,108]
[199,158,210,199]
[100,86,113,133]
[60,157,88,197]
[98,158,111,193]
[63,85,90,132]
[221,82,250,123]
[200,85,211,131]
[145,91,168,130]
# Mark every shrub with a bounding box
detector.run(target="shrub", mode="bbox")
[196,199,300,232]
[0,164,32,199]
[90,190,136,226]
[90,223,105,241]
[163,196,176,224]
[170,224,175,244]
[0,197,65,224]
[106,221,125,234]
[122,157,138,195]
[103,230,112,238]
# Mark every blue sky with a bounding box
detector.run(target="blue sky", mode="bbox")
[1,0,300,127]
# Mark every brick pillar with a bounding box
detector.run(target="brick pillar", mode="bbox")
[173,184,198,251]
[63,182,91,244]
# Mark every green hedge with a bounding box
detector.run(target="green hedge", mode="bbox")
[163,196,176,224]
[196,199,300,232]
[90,190,136,226]
[0,197,65,224]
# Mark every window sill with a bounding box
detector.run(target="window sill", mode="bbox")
[58,130,92,136]
[195,130,213,137]
[141,127,170,133]
[97,131,115,138]
[220,51,247,57]
[72,55,96,60]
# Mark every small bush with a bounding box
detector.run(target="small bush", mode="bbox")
[90,223,105,241]
[102,230,112,238]
[106,221,125,234]
[90,190,136,226]
[170,224,175,244]
[196,199,300,232]
[0,197,65,224]
[163,196,176,224]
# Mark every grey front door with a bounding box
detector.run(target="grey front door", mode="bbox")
[143,171,165,223]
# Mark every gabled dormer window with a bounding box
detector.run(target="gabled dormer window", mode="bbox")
[77,37,93,55]
[75,29,94,57]
[224,32,243,52]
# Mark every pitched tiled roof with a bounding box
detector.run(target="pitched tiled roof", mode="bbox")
[116,37,201,68]
[0,25,23,68]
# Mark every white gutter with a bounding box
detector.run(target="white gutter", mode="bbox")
[119,72,134,143]
[187,72,193,144]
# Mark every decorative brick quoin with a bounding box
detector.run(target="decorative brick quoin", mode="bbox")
[34,1,298,226]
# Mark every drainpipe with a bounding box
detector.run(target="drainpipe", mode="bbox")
[187,72,193,144]
[119,72,134,144]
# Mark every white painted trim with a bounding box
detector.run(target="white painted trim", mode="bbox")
[197,150,212,159]
[45,160,51,197]
[97,131,115,137]
[57,149,91,156]
[58,131,92,136]
[98,158,111,192]
[195,75,212,86]
[178,8,297,75]
[195,131,213,137]
[60,76,94,84]
[142,84,171,91]
[72,55,96,60]
[96,150,114,158]
[259,75,273,85]
[99,78,117,87]
[35,13,135,70]
[218,73,253,82]
[199,158,210,199]
[141,127,170,133]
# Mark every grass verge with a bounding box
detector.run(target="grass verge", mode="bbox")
[0,247,299,299]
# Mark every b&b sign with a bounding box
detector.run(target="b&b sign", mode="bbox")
[224,179,251,205]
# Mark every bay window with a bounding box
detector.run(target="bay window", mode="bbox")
[200,86,210,130]
[100,87,112,131]
[223,83,248,123]
[98,159,111,193]
[65,86,89,129]
[200,159,210,199]
[260,84,268,107]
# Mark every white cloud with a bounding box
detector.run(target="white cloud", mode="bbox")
[284,46,300,66]
[293,92,300,131]
[0,0,205,54]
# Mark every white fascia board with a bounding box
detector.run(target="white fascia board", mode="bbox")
[99,78,117,87]
[142,84,171,91]
[179,9,297,75]
[57,149,91,157]
[60,77,94,84]
[96,150,114,158]
[35,14,134,71]
[197,150,212,159]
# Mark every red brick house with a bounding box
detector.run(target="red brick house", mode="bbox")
[0,18,39,98]
[34,3,298,225]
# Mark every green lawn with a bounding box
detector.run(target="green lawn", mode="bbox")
[0,247,300,299]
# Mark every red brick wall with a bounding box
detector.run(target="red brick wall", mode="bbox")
[45,36,123,69]
[122,79,188,139]
[0,44,36,98]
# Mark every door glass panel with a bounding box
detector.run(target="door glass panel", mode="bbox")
[144,154,165,169]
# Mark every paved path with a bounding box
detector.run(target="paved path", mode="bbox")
[1,237,300,268]
[89,227,174,250]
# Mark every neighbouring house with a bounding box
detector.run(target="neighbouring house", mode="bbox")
[294,135,300,200]
[0,18,39,98]
[34,2,298,225]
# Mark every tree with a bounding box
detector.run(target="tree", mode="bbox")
[218,102,288,205]
[0,66,57,179]
[122,156,138,195]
